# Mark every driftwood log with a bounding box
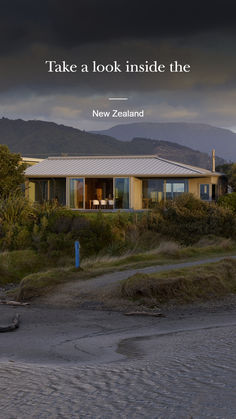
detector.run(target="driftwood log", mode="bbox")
[0,314,20,332]
[0,300,29,306]
[124,311,165,317]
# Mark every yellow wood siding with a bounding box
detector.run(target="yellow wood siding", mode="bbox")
[188,176,220,199]
[130,177,142,209]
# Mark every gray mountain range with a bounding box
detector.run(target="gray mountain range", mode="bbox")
[92,122,236,161]
[0,117,227,169]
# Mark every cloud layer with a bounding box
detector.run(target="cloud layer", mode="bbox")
[0,1,236,131]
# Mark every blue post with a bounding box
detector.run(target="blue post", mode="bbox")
[75,241,80,268]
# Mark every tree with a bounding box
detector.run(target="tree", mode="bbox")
[229,164,236,191]
[0,145,26,196]
[216,163,236,191]
[218,192,236,212]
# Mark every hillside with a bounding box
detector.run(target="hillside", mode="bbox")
[0,117,125,156]
[0,117,225,169]
[92,122,236,161]
[127,138,223,168]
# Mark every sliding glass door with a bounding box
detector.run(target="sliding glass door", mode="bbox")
[142,179,164,208]
[114,178,129,209]
[69,177,130,209]
[69,178,84,209]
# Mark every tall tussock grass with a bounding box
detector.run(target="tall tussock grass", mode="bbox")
[121,258,236,304]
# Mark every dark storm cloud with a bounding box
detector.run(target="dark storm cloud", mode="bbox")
[0,0,236,53]
[1,0,236,132]
[0,36,234,95]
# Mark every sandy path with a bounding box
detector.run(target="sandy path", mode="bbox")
[41,254,236,307]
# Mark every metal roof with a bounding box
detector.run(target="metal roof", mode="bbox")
[25,155,217,177]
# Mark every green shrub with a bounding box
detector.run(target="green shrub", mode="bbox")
[218,192,236,212]
[121,258,236,304]
[0,192,236,257]
[157,194,236,244]
[0,250,43,284]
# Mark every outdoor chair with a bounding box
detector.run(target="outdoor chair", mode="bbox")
[92,199,100,209]
[100,199,107,209]
[108,199,114,209]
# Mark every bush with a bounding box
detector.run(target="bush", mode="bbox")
[0,250,45,284]
[218,192,236,212]
[0,192,236,257]
[157,194,236,244]
[121,258,236,304]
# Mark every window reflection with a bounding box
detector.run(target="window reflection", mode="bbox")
[115,178,129,209]
[166,181,188,199]
[70,178,84,208]
[200,184,210,200]
[142,179,163,208]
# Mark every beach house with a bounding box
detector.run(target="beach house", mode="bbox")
[25,155,226,210]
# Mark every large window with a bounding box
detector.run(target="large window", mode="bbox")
[49,179,66,205]
[166,180,188,199]
[142,179,164,208]
[70,178,84,209]
[34,180,49,203]
[114,178,129,209]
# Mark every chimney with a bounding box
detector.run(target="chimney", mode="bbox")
[212,149,215,172]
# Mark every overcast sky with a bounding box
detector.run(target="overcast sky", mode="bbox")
[1,0,236,131]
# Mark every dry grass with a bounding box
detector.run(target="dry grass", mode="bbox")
[121,258,236,305]
[195,236,233,250]
[0,250,43,284]
[82,238,236,271]
[15,267,82,301]
[0,249,73,286]
[5,238,236,302]
[1,237,235,287]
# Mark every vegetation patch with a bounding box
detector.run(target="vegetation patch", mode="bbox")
[16,267,82,301]
[15,244,236,302]
[0,250,44,285]
[121,258,236,305]
[0,249,74,286]
[81,238,236,271]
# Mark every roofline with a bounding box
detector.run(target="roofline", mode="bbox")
[26,173,223,179]
[152,155,216,174]
[22,157,43,162]
[47,155,159,160]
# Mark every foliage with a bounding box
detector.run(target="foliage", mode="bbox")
[216,163,236,191]
[0,144,26,196]
[0,192,236,257]
[156,194,236,244]
[0,250,43,284]
[0,192,36,250]
[16,266,78,301]
[218,192,236,212]
[121,258,236,304]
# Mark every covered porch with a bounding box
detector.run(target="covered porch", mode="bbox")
[27,174,222,211]
[69,177,130,210]
[28,176,131,210]
[27,178,66,205]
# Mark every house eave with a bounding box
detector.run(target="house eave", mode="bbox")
[26,173,221,179]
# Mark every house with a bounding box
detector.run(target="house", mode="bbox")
[22,157,43,201]
[24,155,226,210]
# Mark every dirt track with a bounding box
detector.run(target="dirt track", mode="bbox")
[40,254,236,308]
